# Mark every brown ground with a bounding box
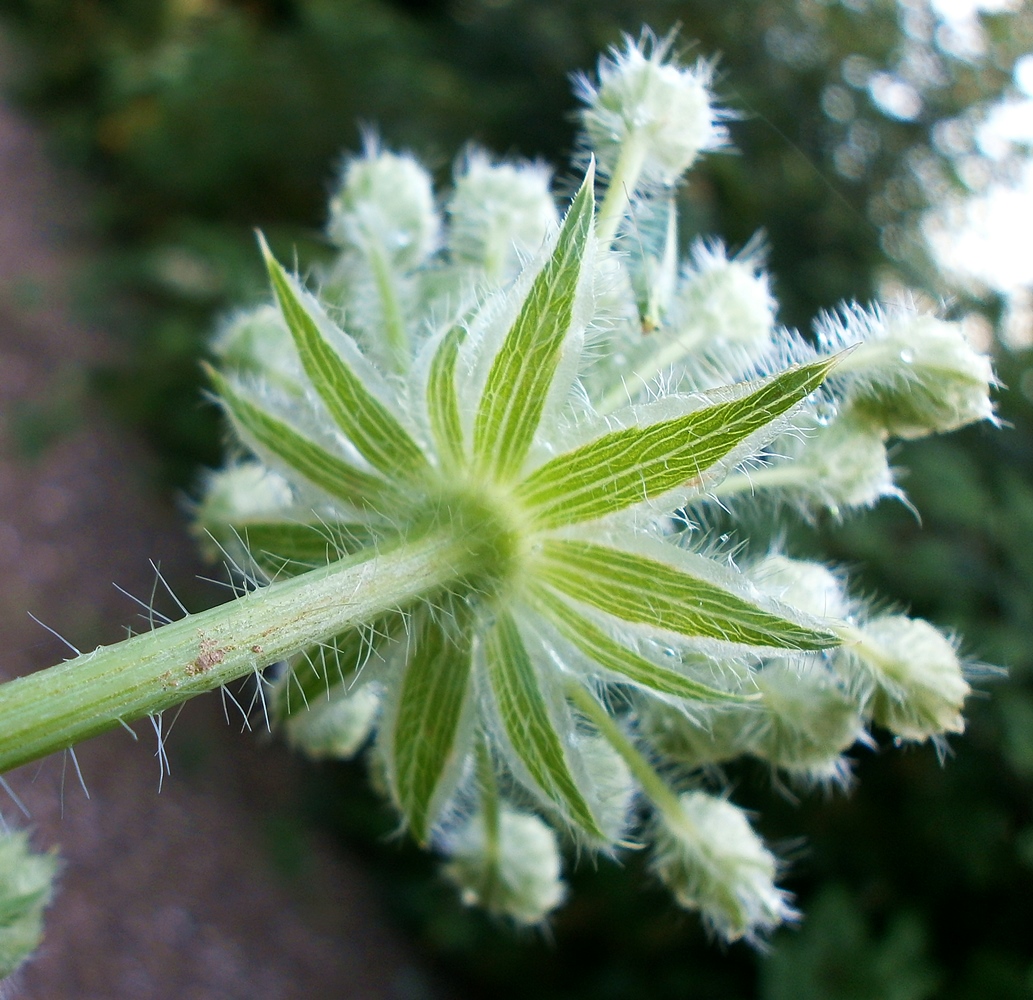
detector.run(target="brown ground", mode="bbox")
[0,35,453,1000]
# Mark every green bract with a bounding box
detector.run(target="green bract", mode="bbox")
[211,170,840,852]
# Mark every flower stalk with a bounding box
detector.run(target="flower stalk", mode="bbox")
[566,680,684,823]
[0,527,474,773]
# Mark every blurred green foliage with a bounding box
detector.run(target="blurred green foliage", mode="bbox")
[3,0,1033,996]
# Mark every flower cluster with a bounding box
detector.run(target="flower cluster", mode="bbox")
[195,31,995,937]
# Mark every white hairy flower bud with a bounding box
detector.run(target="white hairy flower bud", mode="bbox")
[193,461,295,564]
[820,303,996,439]
[637,698,754,767]
[750,659,865,775]
[196,462,293,527]
[577,32,725,188]
[283,682,381,760]
[328,145,439,268]
[639,658,863,783]
[442,808,566,925]
[652,791,793,941]
[792,409,896,512]
[210,304,300,388]
[448,151,558,277]
[577,733,636,844]
[710,406,895,514]
[845,615,970,742]
[0,830,58,978]
[750,554,851,621]
[589,239,776,410]
[678,241,776,353]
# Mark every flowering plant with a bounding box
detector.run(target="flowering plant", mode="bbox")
[0,30,996,969]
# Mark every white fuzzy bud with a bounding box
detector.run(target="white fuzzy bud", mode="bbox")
[0,830,58,978]
[751,659,865,775]
[821,304,996,439]
[578,32,724,187]
[792,409,896,513]
[448,151,558,277]
[210,304,300,388]
[652,792,793,942]
[845,615,970,742]
[677,241,776,353]
[576,733,636,844]
[328,146,439,268]
[283,683,381,760]
[593,240,776,409]
[639,658,863,782]
[442,808,566,925]
[193,462,295,565]
[750,554,851,621]
[196,461,293,527]
[637,698,754,767]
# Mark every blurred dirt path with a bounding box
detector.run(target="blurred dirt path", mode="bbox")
[0,33,448,1000]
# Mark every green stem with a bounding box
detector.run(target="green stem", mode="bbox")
[0,527,475,773]
[596,325,706,414]
[709,462,810,499]
[565,681,685,827]
[366,237,408,369]
[596,134,649,247]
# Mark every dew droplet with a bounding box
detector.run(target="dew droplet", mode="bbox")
[899,348,915,363]
[814,401,838,426]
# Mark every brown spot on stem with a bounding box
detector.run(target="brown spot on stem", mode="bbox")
[187,634,226,676]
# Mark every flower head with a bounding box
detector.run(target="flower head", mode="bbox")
[197,31,996,933]
[208,167,835,865]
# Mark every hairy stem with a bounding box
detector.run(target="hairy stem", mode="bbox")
[596,135,649,247]
[565,681,685,826]
[0,527,475,773]
[366,236,409,369]
[596,325,707,414]
[709,463,810,498]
